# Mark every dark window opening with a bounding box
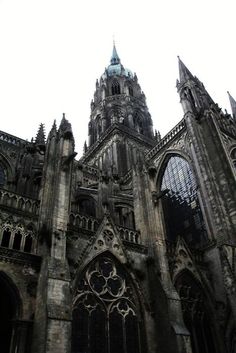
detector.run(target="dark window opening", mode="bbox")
[78,198,96,218]
[0,275,17,353]
[175,272,216,353]
[185,88,197,109]
[24,235,32,253]
[0,165,6,186]
[128,86,133,96]
[230,148,236,168]
[161,156,207,247]
[12,231,22,251]
[230,148,236,160]
[116,207,135,229]
[1,229,11,248]
[112,81,121,95]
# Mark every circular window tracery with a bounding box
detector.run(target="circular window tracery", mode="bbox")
[72,255,143,353]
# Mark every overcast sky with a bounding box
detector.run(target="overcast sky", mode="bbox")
[0,0,235,157]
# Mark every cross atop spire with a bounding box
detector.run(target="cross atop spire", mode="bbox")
[178,56,195,84]
[110,42,120,65]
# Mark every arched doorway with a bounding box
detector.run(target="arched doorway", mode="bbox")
[0,272,20,353]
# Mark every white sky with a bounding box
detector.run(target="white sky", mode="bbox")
[0,0,235,157]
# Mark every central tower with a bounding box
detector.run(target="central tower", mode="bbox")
[82,44,155,175]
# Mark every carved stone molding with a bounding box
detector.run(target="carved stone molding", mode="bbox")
[0,247,41,270]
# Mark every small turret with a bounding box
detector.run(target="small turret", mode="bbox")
[58,113,74,141]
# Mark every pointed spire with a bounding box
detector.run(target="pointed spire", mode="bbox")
[35,123,46,145]
[48,119,57,139]
[83,140,88,153]
[178,56,195,84]
[110,42,120,65]
[227,91,236,119]
[59,113,73,139]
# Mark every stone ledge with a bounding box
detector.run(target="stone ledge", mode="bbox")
[0,246,41,270]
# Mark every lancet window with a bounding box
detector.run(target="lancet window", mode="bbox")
[175,271,216,353]
[161,155,207,247]
[0,222,35,253]
[230,148,236,168]
[111,80,121,95]
[0,165,6,186]
[128,86,133,96]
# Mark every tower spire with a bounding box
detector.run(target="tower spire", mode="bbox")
[177,56,195,84]
[177,57,215,115]
[110,42,120,65]
[227,91,236,120]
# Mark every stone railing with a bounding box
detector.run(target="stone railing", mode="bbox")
[0,189,40,215]
[117,226,140,244]
[0,130,28,147]
[68,213,140,245]
[0,223,36,254]
[69,213,99,232]
[81,164,99,176]
[146,119,186,160]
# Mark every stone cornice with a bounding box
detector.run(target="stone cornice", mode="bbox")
[80,123,155,164]
[0,130,29,147]
[0,247,41,270]
[146,118,186,161]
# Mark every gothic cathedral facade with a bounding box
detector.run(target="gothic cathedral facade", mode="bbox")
[0,45,236,353]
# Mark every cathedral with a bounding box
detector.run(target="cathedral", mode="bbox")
[0,44,236,353]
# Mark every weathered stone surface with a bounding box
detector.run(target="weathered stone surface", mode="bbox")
[0,51,235,353]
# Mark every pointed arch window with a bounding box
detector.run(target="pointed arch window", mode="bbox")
[175,271,217,353]
[24,234,33,252]
[12,231,22,250]
[111,80,121,95]
[128,86,133,96]
[230,148,236,168]
[72,255,144,353]
[78,197,96,218]
[0,165,6,187]
[1,228,11,248]
[161,155,207,247]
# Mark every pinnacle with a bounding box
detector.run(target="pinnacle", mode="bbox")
[178,56,195,84]
[110,42,120,65]
[228,91,236,119]
[35,123,46,145]
[48,119,57,139]
[59,113,74,140]
[59,113,70,130]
